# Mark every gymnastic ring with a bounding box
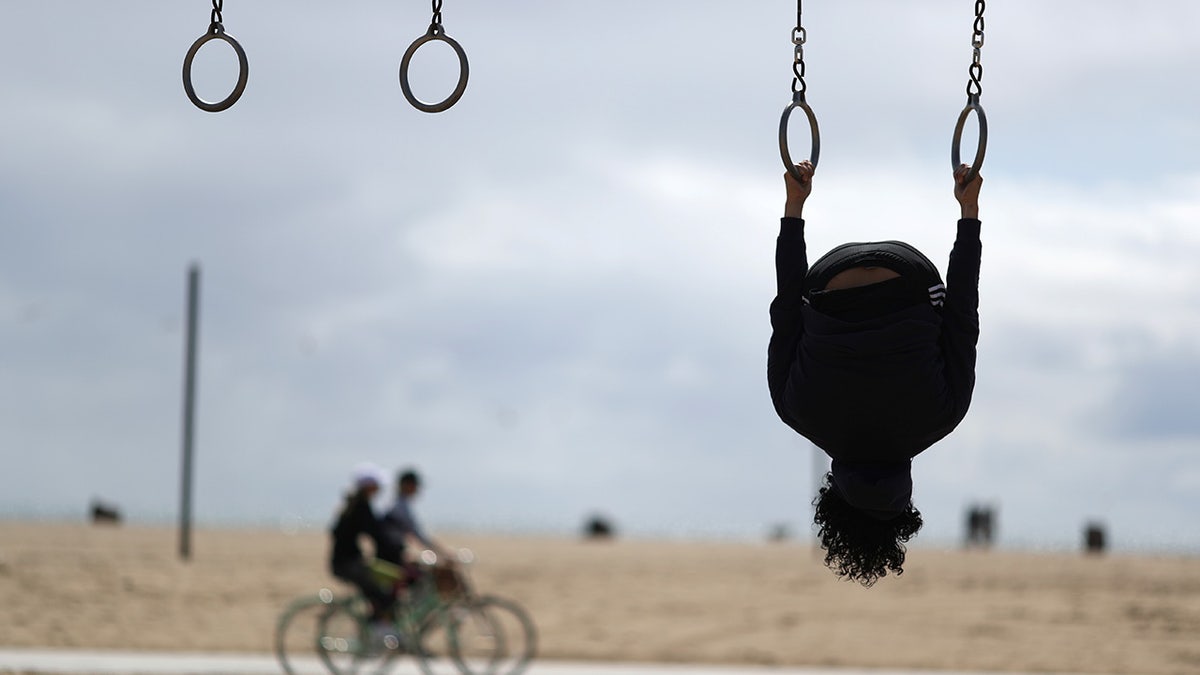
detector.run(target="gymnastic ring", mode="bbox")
[399,27,469,113]
[951,97,987,184]
[182,26,249,113]
[779,91,821,182]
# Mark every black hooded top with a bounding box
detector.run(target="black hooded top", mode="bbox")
[767,217,982,513]
[330,491,387,565]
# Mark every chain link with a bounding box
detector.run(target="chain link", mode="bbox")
[431,0,444,32]
[209,0,224,30]
[966,0,985,99]
[791,1,807,96]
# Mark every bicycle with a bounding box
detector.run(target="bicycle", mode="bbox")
[276,548,536,675]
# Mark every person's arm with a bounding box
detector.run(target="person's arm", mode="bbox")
[392,499,446,559]
[941,165,983,414]
[768,162,814,420]
[406,509,438,553]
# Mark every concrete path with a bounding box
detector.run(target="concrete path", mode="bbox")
[0,649,1075,675]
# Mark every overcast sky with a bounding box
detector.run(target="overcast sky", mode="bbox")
[2,1,1198,553]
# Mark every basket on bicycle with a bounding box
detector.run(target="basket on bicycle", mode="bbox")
[369,555,466,601]
[430,562,466,600]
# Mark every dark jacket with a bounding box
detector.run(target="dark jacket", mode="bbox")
[767,217,982,462]
[330,492,386,566]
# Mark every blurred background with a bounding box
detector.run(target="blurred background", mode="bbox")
[1,0,1197,552]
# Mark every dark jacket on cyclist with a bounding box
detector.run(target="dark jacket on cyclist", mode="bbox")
[329,490,393,618]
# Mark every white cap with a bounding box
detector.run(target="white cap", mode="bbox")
[352,462,387,490]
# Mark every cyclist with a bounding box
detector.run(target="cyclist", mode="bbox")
[380,468,452,568]
[329,462,395,642]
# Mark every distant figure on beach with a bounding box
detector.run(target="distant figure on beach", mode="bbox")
[379,468,451,566]
[964,504,996,548]
[329,463,394,634]
[767,160,983,586]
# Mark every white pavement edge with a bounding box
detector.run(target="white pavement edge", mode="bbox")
[0,649,1083,675]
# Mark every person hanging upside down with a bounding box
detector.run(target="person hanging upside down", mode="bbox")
[767,161,983,586]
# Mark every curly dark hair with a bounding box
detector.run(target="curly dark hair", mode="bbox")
[813,471,923,587]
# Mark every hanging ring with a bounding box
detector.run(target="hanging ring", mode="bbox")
[182,26,249,113]
[951,97,987,184]
[399,27,469,113]
[779,91,821,181]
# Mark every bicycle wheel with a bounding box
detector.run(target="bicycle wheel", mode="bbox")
[410,602,472,675]
[449,596,537,675]
[276,591,336,675]
[315,596,383,675]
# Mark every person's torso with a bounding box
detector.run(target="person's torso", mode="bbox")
[330,497,375,562]
[785,303,959,460]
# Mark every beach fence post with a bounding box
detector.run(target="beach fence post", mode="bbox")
[179,263,201,561]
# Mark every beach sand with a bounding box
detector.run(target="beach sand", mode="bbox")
[0,522,1198,674]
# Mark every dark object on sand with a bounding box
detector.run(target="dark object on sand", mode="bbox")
[91,499,121,525]
[583,515,615,540]
[1084,522,1107,554]
[768,523,792,542]
[964,504,996,548]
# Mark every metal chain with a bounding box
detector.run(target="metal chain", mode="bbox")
[430,0,444,34]
[209,0,224,31]
[966,0,985,99]
[791,0,807,95]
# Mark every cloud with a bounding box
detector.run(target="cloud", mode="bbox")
[1095,352,1200,440]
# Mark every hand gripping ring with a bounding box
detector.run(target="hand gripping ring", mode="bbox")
[399,27,469,113]
[779,91,821,182]
[182,26,249,113]
[951,97,988,184]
